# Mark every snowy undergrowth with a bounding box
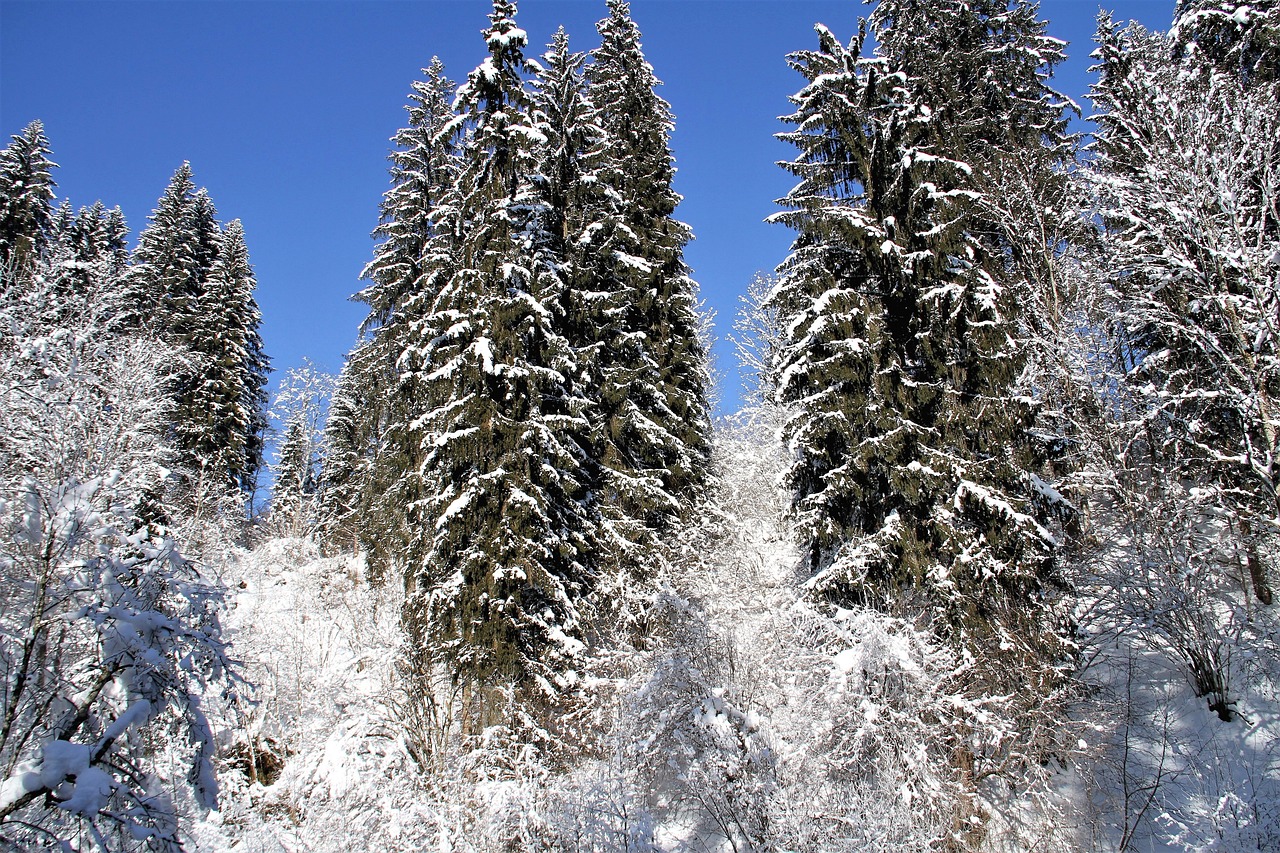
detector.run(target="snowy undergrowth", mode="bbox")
[178,414,1280,853]
[187,539,437,852]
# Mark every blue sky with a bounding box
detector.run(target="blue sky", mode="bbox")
[1,0,1173,415]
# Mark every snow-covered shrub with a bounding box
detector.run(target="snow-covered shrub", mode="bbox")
[194,540,441,853]
[0,278,230,850]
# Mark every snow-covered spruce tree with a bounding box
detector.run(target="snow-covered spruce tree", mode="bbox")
[317,345,383,558]
[398,0,603,727]
[272,415,317,537]
[330,58,459,579]
[126,168,269,503]
[532,28,597,267]
[22,200,133,335]
[580,0,713,549]
[1171,0,1280,82]
[1089,11,1280,719]
[0,120,56,274]
[766,0,1074,815]
[0,257,230,851]
[185,219,269,496]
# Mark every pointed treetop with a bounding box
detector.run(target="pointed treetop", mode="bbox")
[0,119,59,266]
[486,0,527,51]
[170,161,195,191]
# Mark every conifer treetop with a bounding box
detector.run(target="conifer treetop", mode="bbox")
[0,120,58,269]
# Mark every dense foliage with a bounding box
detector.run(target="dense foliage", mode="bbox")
[2,1,1278,851]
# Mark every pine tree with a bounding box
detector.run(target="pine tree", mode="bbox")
[581,0,713,543]
[402,0,602,705]
[767,0,1071,715]
[0,120,57,273]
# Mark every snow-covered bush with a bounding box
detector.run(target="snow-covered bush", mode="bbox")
[0,273,230,850]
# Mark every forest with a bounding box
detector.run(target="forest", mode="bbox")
[0,0,1278,850]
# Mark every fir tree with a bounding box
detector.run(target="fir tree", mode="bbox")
[127,166,268,495]
[203,219,270,493]
[318,349,379,556]
[402,0,602,705]
[331,58,460,578]
[125,164,211,337]
[0,120,57,273]
[273,412,317,534]
[1171,0,1280,81]
[767,0,1071,713]
[532,28,598,264]
[581,0,713,543]
[45,201,133,326]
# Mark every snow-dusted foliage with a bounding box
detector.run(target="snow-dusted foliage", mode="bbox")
[266,363,335,537]
[8,1,1280,850]
[190,408,1087,852]
[185,540,439,852]
[396,0,605,707]
[580,0,714,536]
[0,267,230,851]
[763,7,1078,837]
[1059,10,1280,848]
[1091,12,1280,615]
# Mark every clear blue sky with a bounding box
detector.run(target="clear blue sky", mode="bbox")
[1,0,1174,415]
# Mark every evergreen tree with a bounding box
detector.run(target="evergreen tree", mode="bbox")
[273,412,318,534]
[125,164,211,336]
[200,219,270,493]
[318,348,379,556]
[0,120,57,273]
[532,28,598,265]
[342,57,460,579]
[359,57,458,339]
[44,201,133,326]
[127,166,268,495]
[581,0,713,543]
[403,0,602,705]
[767,0,1070,711]
[1171,0,1280,81]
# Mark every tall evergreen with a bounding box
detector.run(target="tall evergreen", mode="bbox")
[125,164,211,336]
[332,58,460,577]
[202,219,270,493]
[581,0,713,543]
[273,412,318,534]
[1171,0,1280,81]
[532,28,598,265]
[318,348,379,556]
[768,0,1070,684]
[402,0,602,703]
[45,201,132,326]
[0,121,57,273]
[127,166,268,494]
[358,56,459,341]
